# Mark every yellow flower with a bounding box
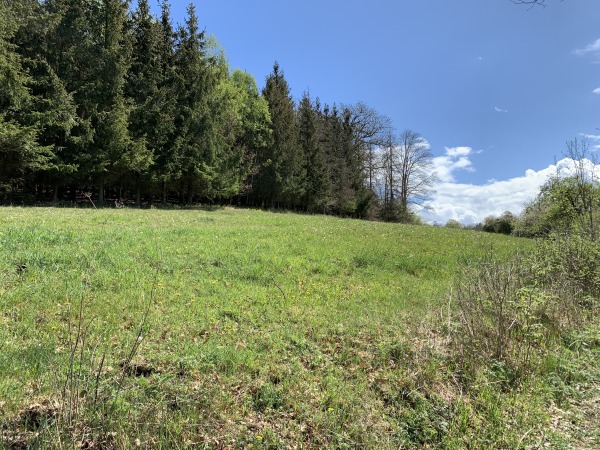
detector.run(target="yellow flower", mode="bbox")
[327,407,334,413]
[256,435,263,441]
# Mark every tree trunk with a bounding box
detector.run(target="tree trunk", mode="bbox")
[98,179,105,205]
[52,182,59,203]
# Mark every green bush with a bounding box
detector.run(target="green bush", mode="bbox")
[453,226,600,383]
[452,254,558,376]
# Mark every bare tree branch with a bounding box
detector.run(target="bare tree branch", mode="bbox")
[511,0,562,9]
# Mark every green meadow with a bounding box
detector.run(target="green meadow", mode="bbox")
[1,207,597,449]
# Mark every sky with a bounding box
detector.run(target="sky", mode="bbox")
[149,0,600,224]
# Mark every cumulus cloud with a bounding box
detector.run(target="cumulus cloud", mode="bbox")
[431,147,475,183]
[494,106,509,113]
[420,158,600,226]
[573,38,600,57]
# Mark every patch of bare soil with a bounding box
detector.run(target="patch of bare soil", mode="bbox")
[1,398,59,449]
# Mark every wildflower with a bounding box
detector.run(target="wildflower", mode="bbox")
[256,435,263,441]
[327,407,334,413]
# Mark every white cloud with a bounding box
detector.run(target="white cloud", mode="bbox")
[582,133,600,140]
[431,147,475,183]
[420,158,600,226]
[573,38,600,57]
[579,134,600,151]
[494,106,508,113]
[593,87,600,94]
[445,146,471,157]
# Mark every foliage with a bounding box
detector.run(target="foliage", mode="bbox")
[481,211,516,235]
[0,2,55,196]
[297,91,330,212]
[0,3,393,220]
[444,219,462,229]
[259,62,305,208]
[514,139,600,239]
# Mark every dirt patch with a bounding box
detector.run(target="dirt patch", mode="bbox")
[119,360,161,377]
[1,398,60,449]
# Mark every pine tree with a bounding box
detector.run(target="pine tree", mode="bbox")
[152,0,178,203]
[297,92,329,212]
[260,62,304,208]
[126,0,166,204]
[15,0,79,201]
[171,3,220,203]
[0,1,54,197]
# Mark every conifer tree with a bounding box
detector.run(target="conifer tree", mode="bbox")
[89,0,142,204]
[39,0,95,201]
[127,0,166,203]
[153,0,178,202]
[0,1,53,196]
[260,62,304,208]
[297,92,329,212]
[172,3,220,203]
[14,0,79,200]
[342,107,372,217]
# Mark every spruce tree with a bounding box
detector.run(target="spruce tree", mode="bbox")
[342,107,372,217]
[260,62,304,208]
[297,92,329,212]
[172,3,219,203]
[127,0,165,204]
[153,0,178,203]
[90,0,140,204]
[0,1,53,197]
[15,0,79,201]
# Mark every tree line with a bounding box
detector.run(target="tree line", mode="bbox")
[0,0,435,221]
[463,138,599,239]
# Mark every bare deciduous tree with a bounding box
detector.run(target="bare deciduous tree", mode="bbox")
[397,129,437,216]
[379,129,437,221]
[344,102,392,191]
[563,137,599,240]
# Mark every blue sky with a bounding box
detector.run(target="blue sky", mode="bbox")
[150,0,600,224]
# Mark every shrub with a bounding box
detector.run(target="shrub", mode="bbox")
[444,219,462,229]
[481,211,516,235]
[452,228,599,381]
[452,254,553,375]
[531,231,600,310]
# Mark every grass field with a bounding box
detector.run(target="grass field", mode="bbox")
[0,207,597,449]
